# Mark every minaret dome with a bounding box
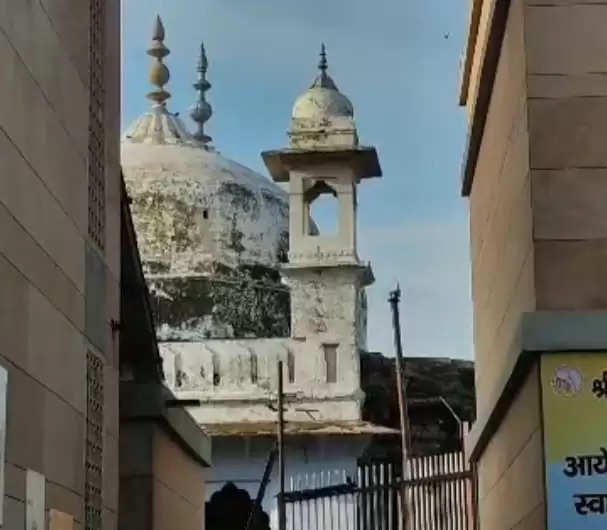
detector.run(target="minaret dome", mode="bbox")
[289,44,358,149]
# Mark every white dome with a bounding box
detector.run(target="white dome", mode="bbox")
[288,49,358,150]
[292,86,354,121]
[122,141,289,275]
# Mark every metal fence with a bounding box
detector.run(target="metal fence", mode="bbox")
[283,451,473,530]
[401,452,473,530]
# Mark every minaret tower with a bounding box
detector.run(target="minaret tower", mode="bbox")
[263,45,382,421]
[189,41,213,145]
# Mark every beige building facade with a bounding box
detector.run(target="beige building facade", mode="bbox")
[460,1,607,529]
[0,1,121,529]
[119,178,211,530]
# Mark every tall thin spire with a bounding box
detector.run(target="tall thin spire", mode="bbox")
[147,15,171,107]
[319,43,328,72]
[311,43,337,90]
[190,41,213,144]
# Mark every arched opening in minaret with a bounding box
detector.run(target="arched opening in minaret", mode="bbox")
[305,180,339,236]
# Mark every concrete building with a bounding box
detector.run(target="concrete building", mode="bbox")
[119,176,211,530]
[460,1,607,529]
[0,0,121,529]
[123,21,395,528]
[0,7,211,530]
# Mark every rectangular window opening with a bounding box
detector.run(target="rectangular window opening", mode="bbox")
[287,351,295,383]
[323,344,338,383]
[212,354,221,386]
[251,353,258,384]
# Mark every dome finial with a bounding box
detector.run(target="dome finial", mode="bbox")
[319,43,328,72]
[146,15,171,107]
[190,40,213,144]
[311,43,337,90]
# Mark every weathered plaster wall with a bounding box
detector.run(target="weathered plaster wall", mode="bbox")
[161,338,362,423]
[123,143,291,339]
[150,270,290,341]
[158,262,368,424]
[123,144,289,273]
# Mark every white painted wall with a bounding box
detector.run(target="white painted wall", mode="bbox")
[161,339,363,423]
[205,435,370,530]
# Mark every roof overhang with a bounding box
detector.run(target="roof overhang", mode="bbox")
[262,146,382,183]
[459,0,512,196]
[458,0,484,107]
[281,262,375,287]
[202,420,399,438]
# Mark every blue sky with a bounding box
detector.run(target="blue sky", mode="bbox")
[122,0,473,359]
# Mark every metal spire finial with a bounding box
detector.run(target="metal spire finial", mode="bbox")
[310,42,337,90]
[146,15,171,107]
[319,43,328,72]
[190,40,213,144]
[198,41,208,73]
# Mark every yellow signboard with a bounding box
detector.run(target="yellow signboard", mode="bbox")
[541,353,607,528]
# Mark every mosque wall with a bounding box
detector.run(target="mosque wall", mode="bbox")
[149,273,290,341]
[0,0,121,528]
[160,338,363,424]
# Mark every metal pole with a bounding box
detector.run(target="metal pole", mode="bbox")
[278,361,286,530]
[245,446,278,530]
[388,285,410,527]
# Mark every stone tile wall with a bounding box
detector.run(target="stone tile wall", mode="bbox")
[0,0,120,527]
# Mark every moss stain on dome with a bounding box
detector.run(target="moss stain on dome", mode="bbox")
[122,87,292,341]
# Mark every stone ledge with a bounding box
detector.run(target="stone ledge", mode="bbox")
[119,381,211,467]
[465,311,607,461]
[262,146,381,182]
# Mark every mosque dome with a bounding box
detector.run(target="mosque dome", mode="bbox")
[122,17,291,341]
[122,142,290,273]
